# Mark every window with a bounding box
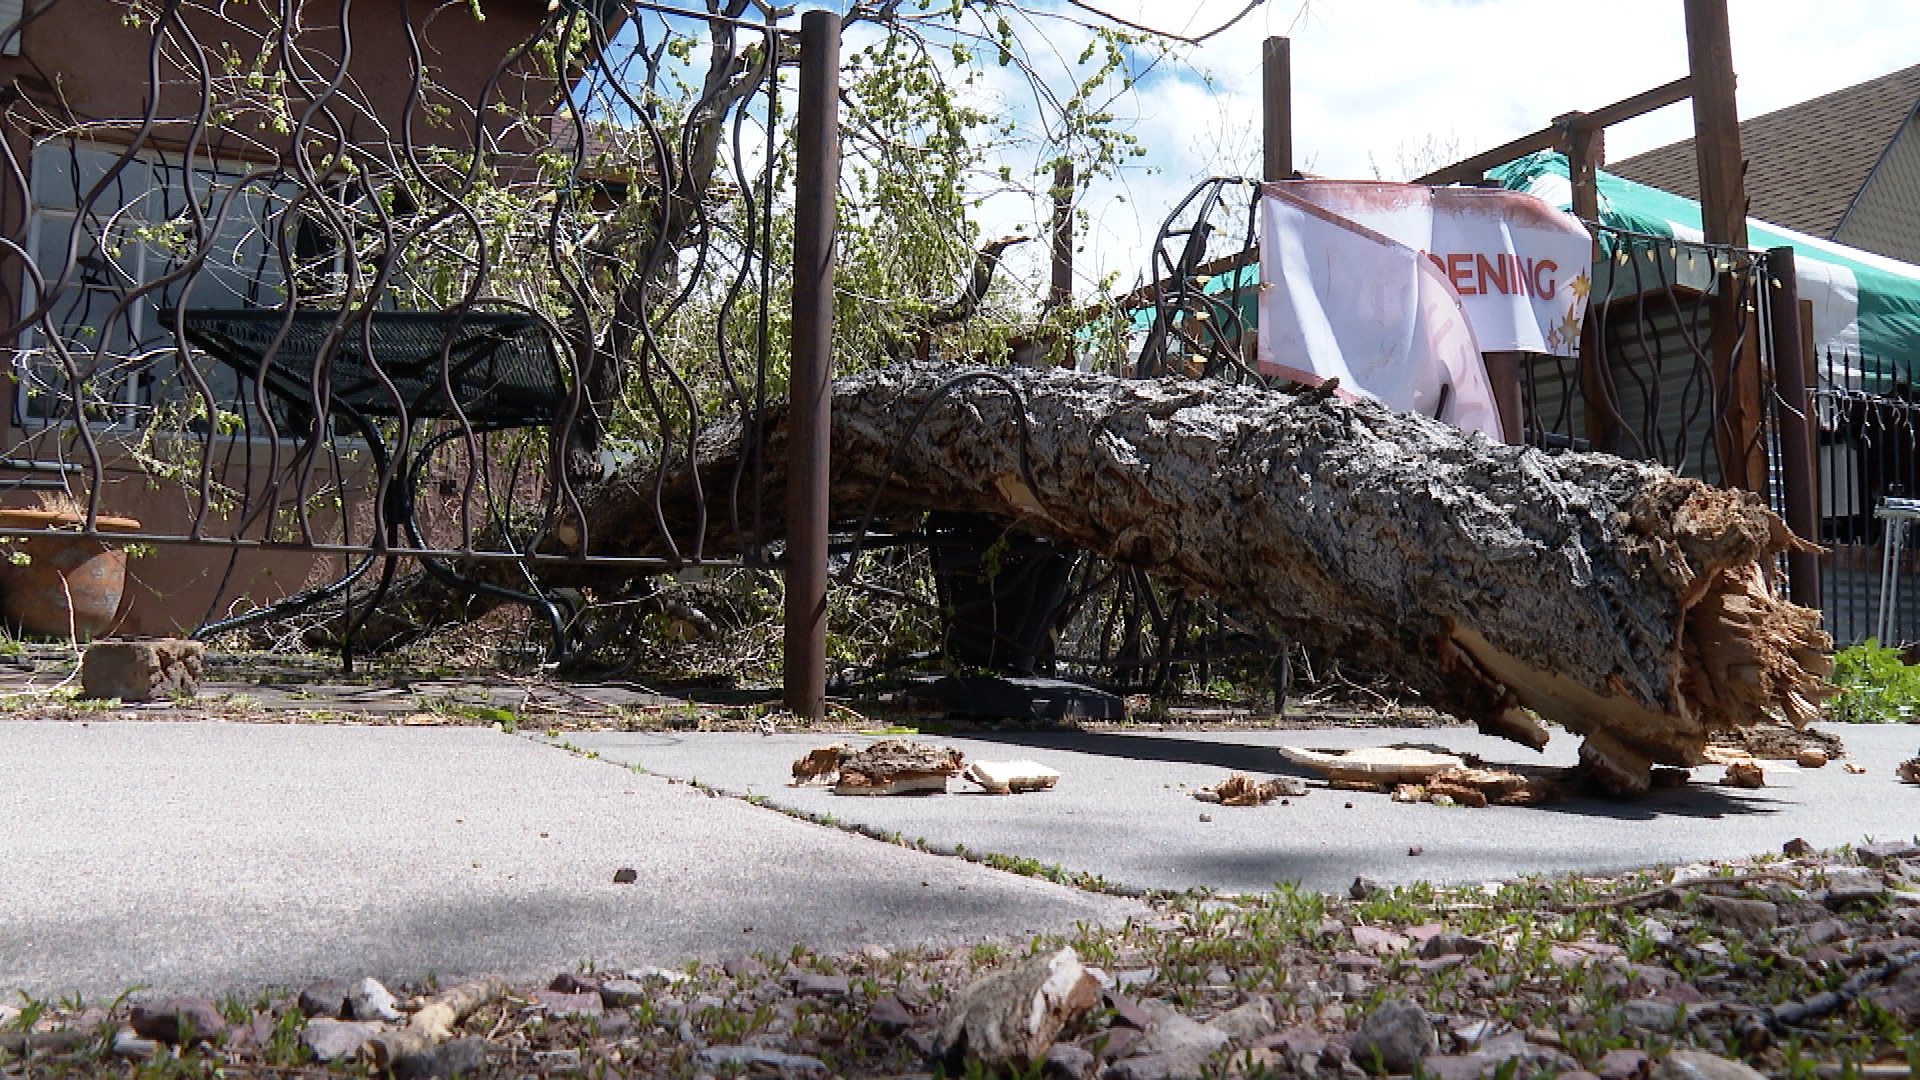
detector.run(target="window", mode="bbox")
[15,139,345,431]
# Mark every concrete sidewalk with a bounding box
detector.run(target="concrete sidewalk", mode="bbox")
[569,723,1920,897]
[0,721,1143,999]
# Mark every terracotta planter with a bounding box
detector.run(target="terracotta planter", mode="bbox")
[0,509,143,640]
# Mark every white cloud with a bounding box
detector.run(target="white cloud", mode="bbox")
[812,0,1920,304]
[941,0,1920,300]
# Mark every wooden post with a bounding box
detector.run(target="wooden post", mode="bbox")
[1684,0,1761,492]
[1579,310,1618,454]
[1048,160,1072,313]
[1483,352,1525,444]
[1559,114,1604,235]
[1262,36,1291,182]
[785,9,839,721]
[1768,247,1820,608]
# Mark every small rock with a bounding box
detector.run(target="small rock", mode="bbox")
[1350,876,1384,900]
[548,973,602,995]
[1131,1003,1232,1058]
[229,1012,276,1050]
[1782,837,1814,857]
[1700,895,1778,933]
[1105,1000,1230,1079]
[79,638,205,702]
[1824,869,1888,907]
[1352,926,1410,953]
[1796,748,1829,768]
[1101,1052,1203,1080]
[1721,762,1765,788]
[533,1049,582,1070]
[790,973,850,999]
[110,1029,159,1060]
[1651,1050,1768,1080]
[598,978,650,1008]
[1272,775,1310,797]
[868,994,915,1035]
[1622,1000,1681,1030]
[301,1018,382,1063]
[1450,1019,1504,1049]
[626,965,691,985]
[1339,972,1370,998]
[1860,840,1920,866]
[1094,1026,1143,1060]
[1420,933,1492,959]
[390,1036,489,1080]
[1867,964,1920,1021]
[723,955,768,978]
[345,977,404,1022]
[1350,999,1435,1074]
[1418,1053,1492,1080]
[935,947,1101,1070]
[1862,935,1920,962]
[696,1044,829,1074]
[1597,1047,1653,1080]
[1111,968,1157,994]
[1105,991,1156,1030]
[1333,952,1381,972]
[1797,918,1850,946]
[612,866,638,884]
[128,997,228,1044]
[1205,997,1275,1044]
[1045,1041,1097,1078]
[533,990,604,1018]
[297,979,351,1019]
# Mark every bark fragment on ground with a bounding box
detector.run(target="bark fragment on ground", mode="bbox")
[932,947,1100,1071]
[569,363,1832,794]
[1277,745,1466,787]
[1393,766,1562,807]
[1192,773,1307,806]
[790,739,966,795]
[964,759,1061,794]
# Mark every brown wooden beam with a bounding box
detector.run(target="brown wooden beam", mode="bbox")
[1684,0,1748,250]
[1415,76,1691,187]
[1263,36,1292,182]
[1684,0,1760,493]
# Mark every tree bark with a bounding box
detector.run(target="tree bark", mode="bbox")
[572,362,1833,793]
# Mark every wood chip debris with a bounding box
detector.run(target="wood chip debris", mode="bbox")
[789,739,966,795]
[1390,766,1560,807]
[964,760,1060,794]
[1277,744,1465,789]
[1192,773,1307,806]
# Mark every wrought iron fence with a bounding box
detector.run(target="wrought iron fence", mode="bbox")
[1519,224,1779,504]
[1812,346,1920,645]
[0,0,810,653]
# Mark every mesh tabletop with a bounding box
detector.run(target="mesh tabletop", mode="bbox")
[170,309,569,428]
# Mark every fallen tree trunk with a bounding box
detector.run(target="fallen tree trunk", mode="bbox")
[569,362,1832,792]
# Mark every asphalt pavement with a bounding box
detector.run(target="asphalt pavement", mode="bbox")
[7,715,1916,1002]
[569,722,1920,897]
[0,721,1142,998]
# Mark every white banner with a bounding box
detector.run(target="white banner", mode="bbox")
[1256,181,1592,441]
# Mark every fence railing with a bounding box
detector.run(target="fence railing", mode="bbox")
[1811,346,1920,645]
[1520,225,1779,500]
[0,0,838,684]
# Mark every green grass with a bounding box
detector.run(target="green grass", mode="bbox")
[1828,640,1920,722]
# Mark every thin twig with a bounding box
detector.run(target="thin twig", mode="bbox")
[1548,871,1799,913]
